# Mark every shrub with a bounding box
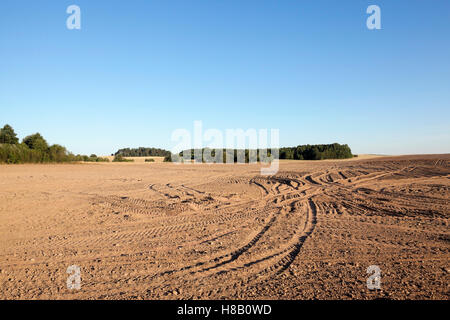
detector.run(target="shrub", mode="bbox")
[83,155,110,162]
[0,143,47,164]
[145,158,155,162]
[113,155,134,162]
[48,144,68,162]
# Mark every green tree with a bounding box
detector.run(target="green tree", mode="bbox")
[22,133,49,151]
[0,124,19,144]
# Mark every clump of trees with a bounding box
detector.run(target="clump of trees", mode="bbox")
[115,147,171,158]
[0,124,109,164]
[279,143,353,160]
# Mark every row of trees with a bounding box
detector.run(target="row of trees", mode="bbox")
[165,143,353,162]
[115,147,171,158]
[1,124,353,164]
[0,124,109,164]
[279,143,353,160]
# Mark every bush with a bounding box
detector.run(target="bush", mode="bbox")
[145,158,155,162]
[48,144,69,162]
[163,154,173,162]
[83,154,109,162]
[82,155,109,162]
[113,155,134,162]
[0,143,47,164]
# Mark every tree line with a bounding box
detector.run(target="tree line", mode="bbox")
[0,124,109,164]
[114,147,171,158]
[1,124,354,164]
[279,143,353,160]
[165,143,354,162]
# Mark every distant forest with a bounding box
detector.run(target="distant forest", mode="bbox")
[114,147,171,158]
[170,143,354,162]
[280,143,353,160]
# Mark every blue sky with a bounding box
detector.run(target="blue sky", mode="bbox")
[1,0,449,155]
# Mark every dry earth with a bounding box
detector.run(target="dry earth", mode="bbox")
[0,155,448,299]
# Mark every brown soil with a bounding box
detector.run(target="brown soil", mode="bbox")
[0,154,448,299]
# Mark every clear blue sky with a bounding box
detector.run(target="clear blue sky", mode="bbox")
[1,0,449,155]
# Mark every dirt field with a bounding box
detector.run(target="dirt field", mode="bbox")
[0,155,448,300]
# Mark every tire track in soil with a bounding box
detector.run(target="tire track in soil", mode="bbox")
[153,195,318,287]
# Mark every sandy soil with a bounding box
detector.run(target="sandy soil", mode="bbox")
[0,155,448,300]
